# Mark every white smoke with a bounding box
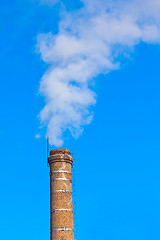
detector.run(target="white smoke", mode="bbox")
[37,0,160,146]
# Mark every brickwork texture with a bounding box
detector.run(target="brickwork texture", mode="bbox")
[48,149,74,240]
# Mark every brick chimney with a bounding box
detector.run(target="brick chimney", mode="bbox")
[48,149,74,240]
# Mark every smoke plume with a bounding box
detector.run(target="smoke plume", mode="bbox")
[37,0,160,146]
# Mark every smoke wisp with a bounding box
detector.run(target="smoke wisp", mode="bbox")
[37,0,160,146]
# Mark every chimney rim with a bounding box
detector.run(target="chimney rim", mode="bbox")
[50,149,71,156]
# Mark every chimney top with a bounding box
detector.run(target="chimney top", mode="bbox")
[50,148,71,156]
[49,148,73,165]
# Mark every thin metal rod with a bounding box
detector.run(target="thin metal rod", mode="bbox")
[47,137,49,167]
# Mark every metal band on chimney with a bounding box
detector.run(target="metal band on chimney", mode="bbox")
[50,178,72,182]
[51,209,73,213]
[51,190,72,193]
[50,171,71,175]
[51,170,71,173]
[51,228,74,232]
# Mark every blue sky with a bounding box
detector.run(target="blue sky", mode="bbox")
[0,0,160,239]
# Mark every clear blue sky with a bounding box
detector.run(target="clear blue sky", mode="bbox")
[0,1,160,240]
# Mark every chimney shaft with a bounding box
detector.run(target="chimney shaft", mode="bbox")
[48,149,74,240]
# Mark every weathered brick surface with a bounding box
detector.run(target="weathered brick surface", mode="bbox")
[51,192,73,209]
[52,230,74,240]
[51,211,74,229]
[48,149,74,240]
